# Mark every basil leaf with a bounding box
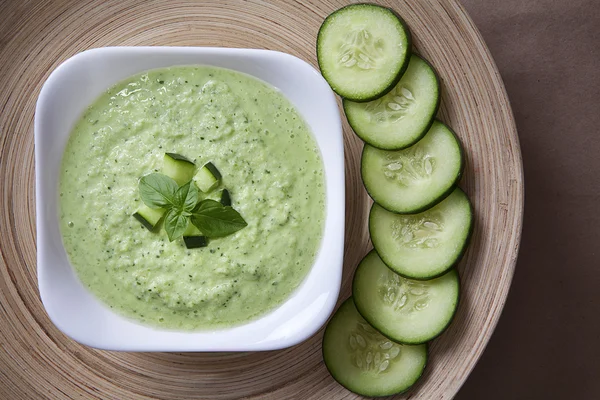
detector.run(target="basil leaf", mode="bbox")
[139,173,178,208]
[173,181,198,212]
[191,199,248,238]
[163,208,190,242]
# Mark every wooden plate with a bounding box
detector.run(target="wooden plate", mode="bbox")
[0,0,523,398]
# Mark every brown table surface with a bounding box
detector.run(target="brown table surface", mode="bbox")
[457,0,599,398]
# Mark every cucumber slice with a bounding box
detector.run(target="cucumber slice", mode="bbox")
[353,251,460,344]
[220,189,232,206]
[344,54,440,149]
[132,204,165,231]
[323,297,427,397]
[370,187,473,280]
[163,153,195,186]
[183,224,208,248]
[361,120,463,214]
[317,4,411,102]
[194,162,221,193]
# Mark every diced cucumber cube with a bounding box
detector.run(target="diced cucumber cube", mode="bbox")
[163,153,195,186]
[194,162,221,192]
[133,205,165,231]
[183,223,208,248]
[220,189,232,206]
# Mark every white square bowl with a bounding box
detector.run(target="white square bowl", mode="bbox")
[35,47,344,351]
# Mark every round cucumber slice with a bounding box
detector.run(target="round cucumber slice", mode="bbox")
[361,120,463,214]
[344,54,440,149]
[322,297,427,397]
[370,187,473,280]
[317,4,411,102]
[353,251,460,344]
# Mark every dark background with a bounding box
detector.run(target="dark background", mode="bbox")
[456,0,599,398]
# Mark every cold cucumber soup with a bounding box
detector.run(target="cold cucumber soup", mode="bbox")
[59,65,325,330]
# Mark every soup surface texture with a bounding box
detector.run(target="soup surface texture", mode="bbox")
[59,66,325,329]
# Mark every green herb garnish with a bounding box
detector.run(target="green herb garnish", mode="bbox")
[164,181,198,241]
[139,173,179,208]
[191,199,248,238]
[138,169,247,243]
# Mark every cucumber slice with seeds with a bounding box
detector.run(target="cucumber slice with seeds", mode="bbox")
[194,162,221,193]
[353,251,460,344]
[361,120,463,214]
[370,187,473,280]
[322,297,427,397]
[132,205,165,231]
[163,153,195,186]
[317,4,411,102]
[344,54,440,149]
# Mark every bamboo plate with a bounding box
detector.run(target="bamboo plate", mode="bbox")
[0,0,523,398]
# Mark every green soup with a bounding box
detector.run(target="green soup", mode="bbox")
[59,66,325,329]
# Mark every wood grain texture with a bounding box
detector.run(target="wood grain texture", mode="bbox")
[0,0,523,399]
